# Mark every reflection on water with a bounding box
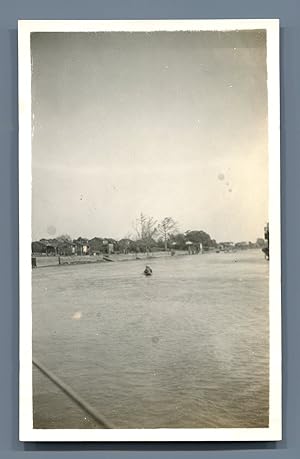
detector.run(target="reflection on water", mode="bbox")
[32,250,269,428]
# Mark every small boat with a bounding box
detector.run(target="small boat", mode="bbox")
[144,265,152,276]
[103,256,114,262]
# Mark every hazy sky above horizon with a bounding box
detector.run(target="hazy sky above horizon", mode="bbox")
[31,30,268,243]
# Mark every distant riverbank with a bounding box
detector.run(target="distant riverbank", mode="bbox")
[32,250,190,268]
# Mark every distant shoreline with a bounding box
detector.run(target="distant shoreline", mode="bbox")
[32,250,190,269]
[31,248,263,269]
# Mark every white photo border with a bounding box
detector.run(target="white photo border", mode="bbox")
[18,19,281,442]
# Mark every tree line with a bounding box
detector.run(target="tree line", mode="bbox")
[132,213,217,253]
[32,213,217,255]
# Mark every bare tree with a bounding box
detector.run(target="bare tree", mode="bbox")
[134,213,157,255]
[157,217,178,251]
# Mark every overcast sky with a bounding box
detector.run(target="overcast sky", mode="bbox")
[31,30,268,243]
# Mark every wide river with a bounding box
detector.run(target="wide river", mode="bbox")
[32,249,269,429]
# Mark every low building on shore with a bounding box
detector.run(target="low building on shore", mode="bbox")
[218,241,235,251]
[73,238,90,255]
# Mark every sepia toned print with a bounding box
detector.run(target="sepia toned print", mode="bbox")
[18,20,281,442]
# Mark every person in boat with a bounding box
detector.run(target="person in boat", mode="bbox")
[144,265,152,276]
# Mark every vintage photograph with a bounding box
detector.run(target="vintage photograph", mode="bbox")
[18,20,281,441]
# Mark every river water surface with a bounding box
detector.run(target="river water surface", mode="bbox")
[32,250,269,429]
